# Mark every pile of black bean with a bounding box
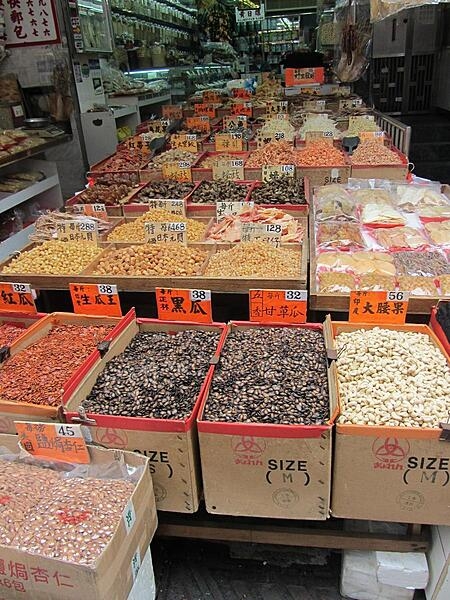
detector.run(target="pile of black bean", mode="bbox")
[136,180,195,201]
[436,301,450,343]
[203,328,329,425]
[251,177,306,205]
[83,330,220,420]
[191,180,249,204]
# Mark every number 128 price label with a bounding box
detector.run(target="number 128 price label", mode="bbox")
[69,283,122,317]
[249,289,307,324]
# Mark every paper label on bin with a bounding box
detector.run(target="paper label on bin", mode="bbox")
[0,282,36,314]
[170,134,198,153]
[122,500,136,534]
[73,203,108,221]
[262,165,295,181]
[231,102,252,117]
[241,223,282,247]
[349,290,409,324]
[162,104,183,119]
[212,160,244,181]
[186,116,210,133]
[145,222,187,245]
[15,422,90,464]
[266,101,288,115]
[162,161,192,183]
[194,103,216,118]
[215,133,243,152]
[249,289,307,324]
[223,115,248,130]
[69,283,122,317]
[203,91,220,103]
[305,130,334,143]
[216,201,253,220]
[359,131,385,142]
[147,198,185,216]
[56,220,98,244]
[155,287,212,323]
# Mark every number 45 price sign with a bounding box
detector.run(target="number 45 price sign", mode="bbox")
[249,289,307,324]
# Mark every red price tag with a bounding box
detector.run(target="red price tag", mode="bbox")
[194,104,216,118]
[186,116,211,133]
[231,102,252,117]
[162,105,183,119]
[69,283,122,317]
[15,422,90,464]
[232,89,252,100]
[0,282,36,314]
[156,288,212,323]
[203,91,221,103]
[349,290,409,325]
[249,289,307,324]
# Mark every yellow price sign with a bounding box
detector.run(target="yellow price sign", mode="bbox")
[162,161,192,183]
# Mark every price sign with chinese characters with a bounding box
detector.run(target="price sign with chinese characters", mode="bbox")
[170,133,198,153]
[349,290,409,325]
[194,104,216,119]
[56,220,98,244]
[147,199,185,216]
[145,222,187,245]
[249,289,307,324]
[232,88,252,100]
[156,288,212,324]
[359,131,385,143]
[262,164,295,181]
[186,116,211,133]
[223,115,248,130]
[241,223,282,247]
[72,203,108,221]
[303,99,326,111]
[215,133,243,152]
[216,200,253,220]
[162,105,183,119]
[5,0,60,47]
[231,102,252,117]
[339,98,363,110]
[0,282,36,314]
[147,119,170,133]
[212,159,244,181]
[203,91,221,104]
[266,101,288,116]
[125,135,150,155]
[15,422,89,464]
[69,283,122,317]
[162,161,192,183]
[257,131,292,148]
[285,67,324,87]
[349,114,374,125]
[305,130,334,143]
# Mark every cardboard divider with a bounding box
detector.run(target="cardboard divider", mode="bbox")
[197,320,338,520]
[64,318,227,513]
[0,432,157,600]
[328,316,450,525]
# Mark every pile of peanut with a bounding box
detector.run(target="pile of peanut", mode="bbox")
[107,209,206,242]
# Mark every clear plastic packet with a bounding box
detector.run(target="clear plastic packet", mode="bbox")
[315,193,358,222]
[316,250,396,276]
[396,183,448,212]
[397,275,439,297]
[315,184,351,202]
[359,273,397,291]
[347,177,397,192]
[418,205,450,221]
[370,226,429,251]
[316,221,366,250]
[424,221,450,247]
[392,251,450,277]
[351,188,394,206]
[318,270,356,293]
[360,203,405,226]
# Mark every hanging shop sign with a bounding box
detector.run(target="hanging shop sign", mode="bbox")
[155,288,212,324]
[5,0,60,47]
[349,290,409,325]
[235,3,265,22]
[249,289,307,324]
[69,283,122,317]
[285,67,324,87]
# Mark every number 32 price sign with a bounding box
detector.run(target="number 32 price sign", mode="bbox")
[249,289,307,324]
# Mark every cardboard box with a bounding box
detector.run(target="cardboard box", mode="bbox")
[197,321,338,519]
[350,147,409,180]
[328,319,450,526]
[0,432,157,600]
[64,318,226,513]
[0,311,134,432]
[426,526,450,600]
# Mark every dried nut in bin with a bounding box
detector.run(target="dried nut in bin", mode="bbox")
[397,275,438,296]
[351,140,403,165]
[336,327,450,428]
[204,328,329,425]
[136,180,194,201]
[93,244,207,277]
[204,241,300,278]
[0,323,26,346]
[0,459,134,566]
[191,180,248,204]
[83,330,221,419]
[0,324,114,406]
[358,274,396,291]
[251,177,306,206]
[148,149,197,168]
[79,183,132,206]
[107,209,206,242]
[392,251,450,277]
[2,241,102,275]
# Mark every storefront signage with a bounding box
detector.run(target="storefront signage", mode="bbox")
[5,0,60,47]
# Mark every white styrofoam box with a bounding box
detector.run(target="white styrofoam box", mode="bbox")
[426,526,450,600]
[127,545,156,600]
[376,551,429,588]
[341,550,414,600]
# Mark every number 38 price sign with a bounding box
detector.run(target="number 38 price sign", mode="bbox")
[249,289,307,324]
[69,283,122,317]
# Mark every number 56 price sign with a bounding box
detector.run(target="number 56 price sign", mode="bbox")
[249,289,307,324]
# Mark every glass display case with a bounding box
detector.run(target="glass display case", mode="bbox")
[69,0,114,53]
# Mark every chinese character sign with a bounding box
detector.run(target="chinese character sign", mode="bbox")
[156,288,212,324]
[5,0,60,47]
[56,220,98,244]
[349,290,409,325]
[249,289,307,324]
[0,282,36,314]
[15,422,90,464]
[69,283,122,317]
[145,222,187,245]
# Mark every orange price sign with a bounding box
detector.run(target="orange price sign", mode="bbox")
[0,282,36,314]
[249,289,307,324]
[215,133,243,152]
[15,422,90,464]
[203,91,221,103]
[231,102,252,117]
[162,104,183,119]
[186,116,211,133]
[359,131,385,143]
[73,203,108,221]
[194,103,216,118]
[155,288,212,323]
[349,290,409,325]
[69,283,122,317]
[162,161,192,183]
[170,133,198,152]
[232,88,252,100]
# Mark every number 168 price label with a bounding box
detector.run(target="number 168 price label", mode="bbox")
[69,283,122,317]
[249,289,307,324]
